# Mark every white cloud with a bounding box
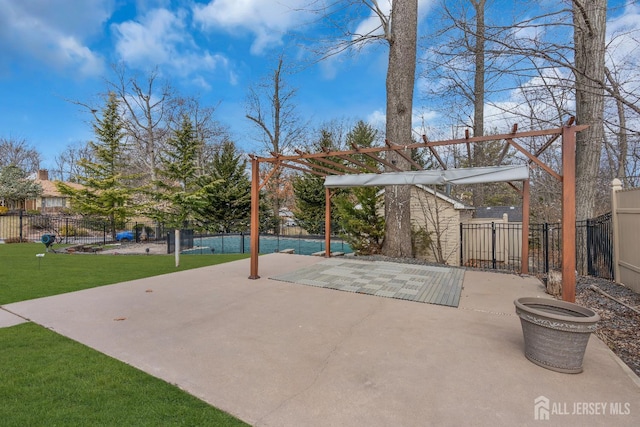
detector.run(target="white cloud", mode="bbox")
[0,0,110,76]
[193,0,310,54]
[606,2,640,65]
[113,9,189,67]
[112,8,231,81]
[367,109,387,128]
[367,108,440,138]
[354,0,435,39]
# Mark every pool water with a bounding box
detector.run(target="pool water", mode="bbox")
[183,235,352,256]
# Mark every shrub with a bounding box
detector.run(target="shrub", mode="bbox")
[412,226,433,259]
[29,216,53,230]
[4,237,28,244]
[59,225,90,237]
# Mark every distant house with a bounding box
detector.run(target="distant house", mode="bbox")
[24,170,84,214]
[473,205,523,222]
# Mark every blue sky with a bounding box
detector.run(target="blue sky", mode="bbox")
[0,0,422,170]
[0,0,637,171]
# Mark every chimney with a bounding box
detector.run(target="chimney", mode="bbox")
[38,170,49,180]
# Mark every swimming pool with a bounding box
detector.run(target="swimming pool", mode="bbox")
[183,234,352,256]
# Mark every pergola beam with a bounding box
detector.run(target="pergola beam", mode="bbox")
[338,154,381,174]
[385,140,424,170]
[312,157,363,175]
[423,135,447,169]
[561,125,577,302]
[251,126,587,164]
[279,161,326,177]
[506,138,562,182]
[287,158,342,176]
[247,122,586,303]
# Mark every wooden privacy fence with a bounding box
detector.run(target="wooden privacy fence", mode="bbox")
[612,179,640,293]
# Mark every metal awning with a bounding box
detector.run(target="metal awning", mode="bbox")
[324,165,530,188]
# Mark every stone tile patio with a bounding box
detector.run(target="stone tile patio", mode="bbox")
[270,258,466,307]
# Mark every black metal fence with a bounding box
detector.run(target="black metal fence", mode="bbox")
[460,213,613,280]
[0,212,168,246]
[579,212,614,279]
[0,212,349,256]
[167,229,195,254]
[2,211,614,280]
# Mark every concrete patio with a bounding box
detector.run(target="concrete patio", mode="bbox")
[2,253,639,426]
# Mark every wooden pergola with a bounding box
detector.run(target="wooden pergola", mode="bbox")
[248,120,587,302]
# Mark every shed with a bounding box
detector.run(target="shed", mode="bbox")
[406,185,474,266]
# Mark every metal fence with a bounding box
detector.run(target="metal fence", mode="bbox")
[460,214,613,280]
[0,212,350,256]
[0,212,168,245]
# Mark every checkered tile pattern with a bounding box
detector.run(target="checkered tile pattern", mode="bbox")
[270,258,465,307]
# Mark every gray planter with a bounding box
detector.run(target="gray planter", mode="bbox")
[514,297,600,374]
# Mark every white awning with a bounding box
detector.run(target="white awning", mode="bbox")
[324,165,529,188]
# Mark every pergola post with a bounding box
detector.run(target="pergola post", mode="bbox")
[561,125,577,302]
[521,179,530,274]
[249,157,260,279]
[325,187,331,258]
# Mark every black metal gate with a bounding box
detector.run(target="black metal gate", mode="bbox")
[583,212,614,279]
[460,214,613,280]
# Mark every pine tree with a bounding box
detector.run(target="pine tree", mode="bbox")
[334,121,385,254]
[155,114,207,228]
[57,92,135,238]
[335,187,385,255]
[292,129,338,234]
[198,140,251,232]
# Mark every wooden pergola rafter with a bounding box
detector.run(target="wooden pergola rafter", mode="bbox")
[248,120,587,302]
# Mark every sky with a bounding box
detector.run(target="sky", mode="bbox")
[0,0,638,171]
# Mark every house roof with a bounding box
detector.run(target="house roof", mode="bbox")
[414,185,474,210]
[474,206,523,222]
[35,179,84,197]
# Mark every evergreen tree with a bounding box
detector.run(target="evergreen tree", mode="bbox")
[0,165,42,209]
[292,129,338,234]
[335,187,385,255]
[57,92,135,238]
[155,114,208,228]
[334,121,385,254]
[198,140,251,232]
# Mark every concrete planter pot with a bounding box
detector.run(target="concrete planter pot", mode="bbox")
[514,297,600,374]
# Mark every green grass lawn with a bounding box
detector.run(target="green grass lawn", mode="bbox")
[0,323,248,426]
[0,243,251,426]
[0,243,249,304]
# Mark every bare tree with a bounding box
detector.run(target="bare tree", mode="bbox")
[413,187,459,264]
[246,54,308,231]
[52,142,94,182]
[168,95,229,176]
[246,55,306,156]
[0,137,41,173]
[108,64,174,185]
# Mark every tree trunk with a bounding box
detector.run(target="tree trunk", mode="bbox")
[573,0,607,221]
[382,0,418,258]
[605,67,628,184]
[471,0,486,207]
